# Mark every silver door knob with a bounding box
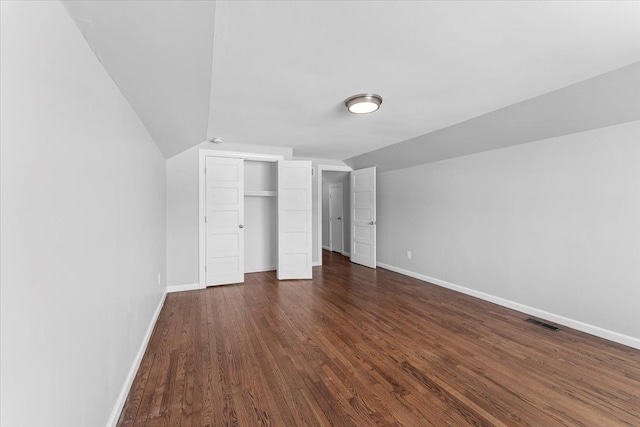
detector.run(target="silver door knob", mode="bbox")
[337,217,342,220]
[368,221,376,225]
[239,224,244,228]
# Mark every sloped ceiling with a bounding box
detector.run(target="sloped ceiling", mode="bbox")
[347,62,640,172]
[64,1,640,161]
[63,1,215,158]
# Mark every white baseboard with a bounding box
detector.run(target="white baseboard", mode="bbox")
[376,261,640,350]
[342,251,351,257]
[166,283,202,293]
[322,245,331,251]
[106,290,167,427]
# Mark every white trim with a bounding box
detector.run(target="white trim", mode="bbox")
[166,283,202,293]
[317,165,352,266]
[342,251,351,257]
[106,291,167,427]
[376,261,640,350]
[198,149,283,162]
[312,261,322,267]
[199,149,285,287]
[322,245,331,251]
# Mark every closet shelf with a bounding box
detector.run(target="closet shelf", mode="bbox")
[245,190,277,197]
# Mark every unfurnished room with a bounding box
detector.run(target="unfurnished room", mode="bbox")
[1,1,640,426]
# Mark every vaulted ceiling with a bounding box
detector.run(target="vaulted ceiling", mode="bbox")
[64,1,640,160]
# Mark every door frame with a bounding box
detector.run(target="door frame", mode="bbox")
[317,165,352,266]
[328,183,344,254]
[199,149,284,288]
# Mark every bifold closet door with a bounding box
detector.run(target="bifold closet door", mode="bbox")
[205,157,244,285]
[277,160,312,280]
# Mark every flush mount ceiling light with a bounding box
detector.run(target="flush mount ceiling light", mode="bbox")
[345,93,383,114]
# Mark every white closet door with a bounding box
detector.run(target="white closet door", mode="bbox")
[277,160,312,280]
[351,167,376,269]
[205,157,244,285]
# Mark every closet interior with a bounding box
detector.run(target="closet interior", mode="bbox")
[243,160,277,273]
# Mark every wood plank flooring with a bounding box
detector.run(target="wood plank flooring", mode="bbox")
[118,251,640,426]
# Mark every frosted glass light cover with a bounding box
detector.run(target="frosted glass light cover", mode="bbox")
[345,93,382,114]
[348,101,379,114]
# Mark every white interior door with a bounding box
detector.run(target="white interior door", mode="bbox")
[278,160,312,280]
[351,167,376,269]
[329,184,344,254]
[205,157,244,285]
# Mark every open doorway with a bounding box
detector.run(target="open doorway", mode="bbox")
[321,171,351,261]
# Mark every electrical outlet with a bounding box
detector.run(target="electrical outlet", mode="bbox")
[407,251,412,260]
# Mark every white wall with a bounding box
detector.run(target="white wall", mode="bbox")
[166,142,292,286]
[244,197,277,272]
[377,121,640,346]
[322,172,351,252]
[0,2,167,426]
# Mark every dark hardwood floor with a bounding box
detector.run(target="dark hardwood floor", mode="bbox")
[118,251,640,426]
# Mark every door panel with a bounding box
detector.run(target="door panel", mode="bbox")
[278,161,312,280]
[205,157,244,285]
[329,184,344,254]
[351,167,376,269]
